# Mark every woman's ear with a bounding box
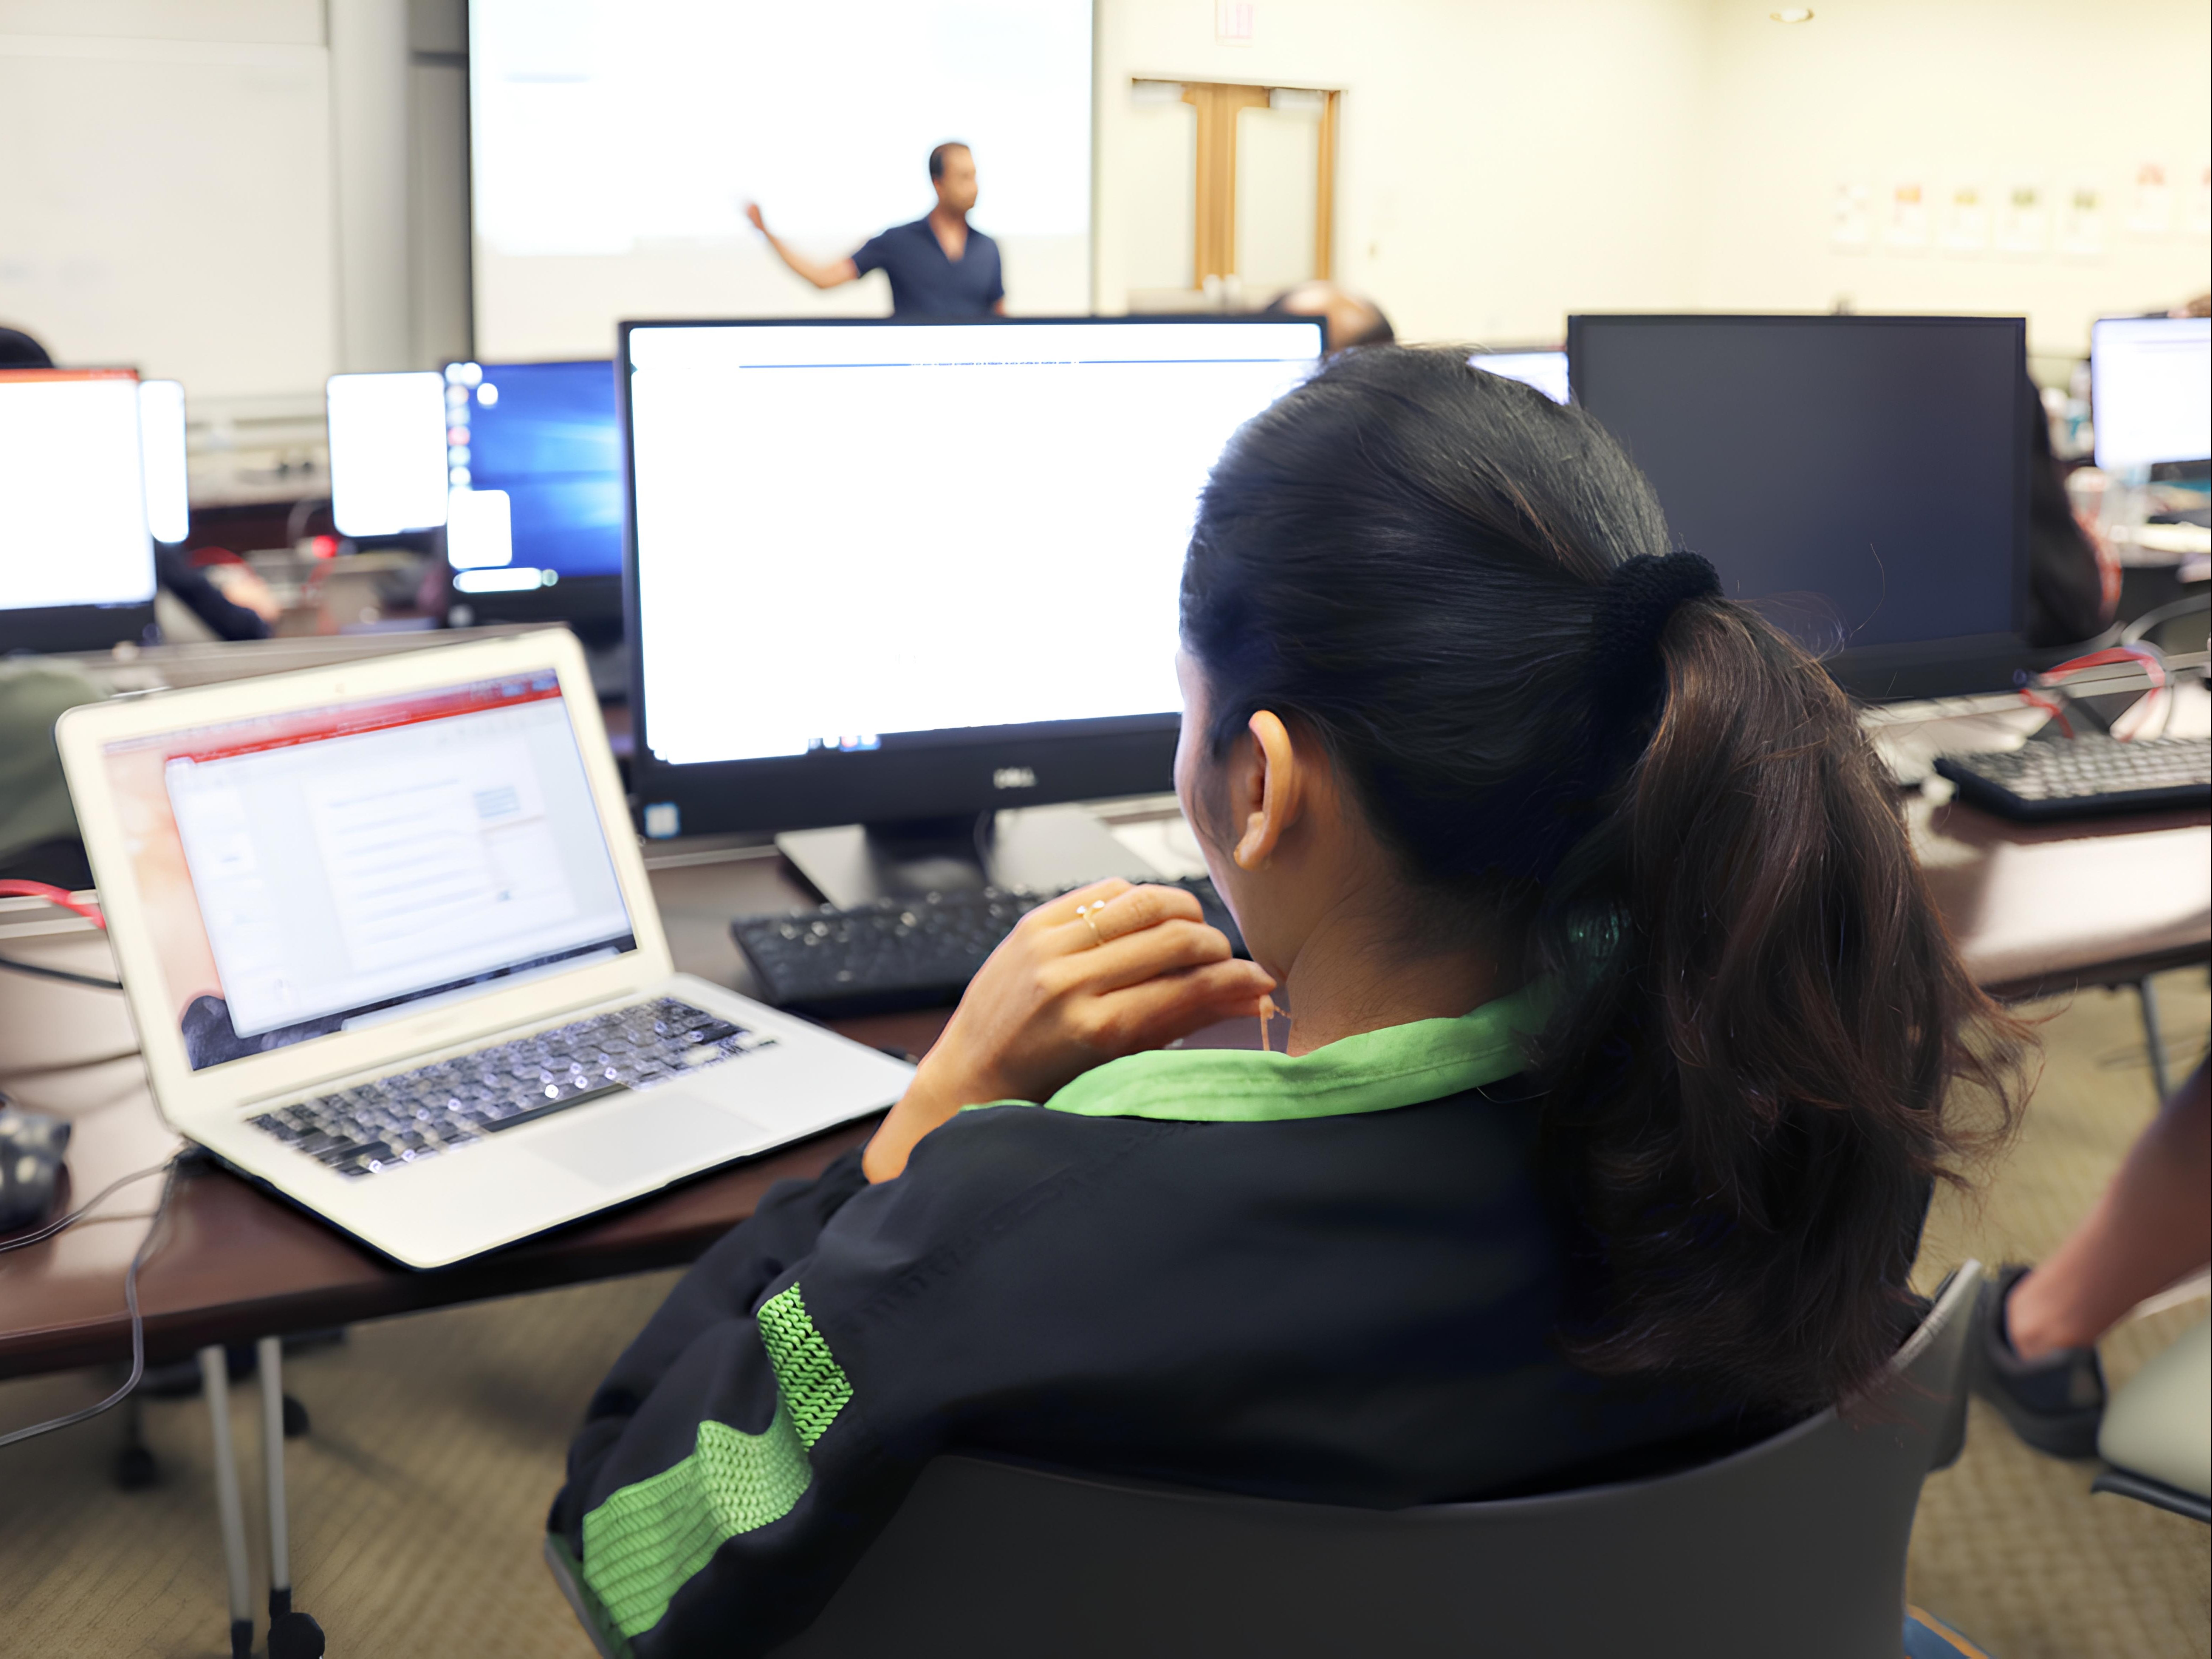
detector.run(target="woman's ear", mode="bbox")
[1232,711,1301,871]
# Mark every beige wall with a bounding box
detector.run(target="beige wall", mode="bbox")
[1688,0,2212,358]
[1094,0,2210,354]
[5,0,2204,401]
[1095,0,1712,344]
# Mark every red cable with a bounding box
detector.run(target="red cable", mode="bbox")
[2015,690,2074,739]
[2023,644,2168,741]
[0,881,106,930]
[2040,645,2166,689]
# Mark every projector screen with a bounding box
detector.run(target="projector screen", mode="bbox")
[469,0,1094,361]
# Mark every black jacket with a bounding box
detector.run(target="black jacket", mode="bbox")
[550,995,1761,1655]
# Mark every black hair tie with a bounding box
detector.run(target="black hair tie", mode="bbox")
[1587,550,1722,711]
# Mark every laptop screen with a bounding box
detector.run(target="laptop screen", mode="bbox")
[101,670,636,1071]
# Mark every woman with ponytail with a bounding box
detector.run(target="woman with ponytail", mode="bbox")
[554,346,2026,1658]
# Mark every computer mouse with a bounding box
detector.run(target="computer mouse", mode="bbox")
[0,1104,70,1234]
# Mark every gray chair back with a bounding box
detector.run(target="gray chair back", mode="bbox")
[776,1262,1980,1658]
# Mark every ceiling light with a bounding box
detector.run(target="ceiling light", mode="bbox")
[1770,8,1815,20]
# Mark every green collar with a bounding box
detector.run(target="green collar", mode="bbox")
[975,983,1549,1125]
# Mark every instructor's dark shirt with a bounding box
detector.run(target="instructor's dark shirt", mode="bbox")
[853,216,1004,318]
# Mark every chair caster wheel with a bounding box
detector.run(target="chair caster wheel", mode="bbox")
[269,1608,326,1659]
[282,1394,310,1438]
[115,1444,159,1489]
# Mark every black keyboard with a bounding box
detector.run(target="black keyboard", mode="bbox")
[733,875,1245,1017]
[247,998,775,1180]
[1934,733,2211,821]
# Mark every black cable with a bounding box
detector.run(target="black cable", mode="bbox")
[0,1155,179,1255]
[0,1155,180,1448]
[0,954,124,991]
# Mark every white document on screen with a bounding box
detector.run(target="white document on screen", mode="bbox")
[165,699,629,1038]
[0,375,155,610]
[629,323,1315,768]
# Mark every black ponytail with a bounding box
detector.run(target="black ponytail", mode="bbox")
[1181,346,2025,1412]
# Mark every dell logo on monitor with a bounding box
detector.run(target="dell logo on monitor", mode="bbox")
[993,766,1037,791]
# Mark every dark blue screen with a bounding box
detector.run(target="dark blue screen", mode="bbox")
[455,360,623,580]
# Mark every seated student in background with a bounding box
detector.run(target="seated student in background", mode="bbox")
[551,347,2027,1657]
[1260,279,1395,353]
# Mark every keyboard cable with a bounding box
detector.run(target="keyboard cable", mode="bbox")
[0,882,178,1447]
[0,1152,185,1447]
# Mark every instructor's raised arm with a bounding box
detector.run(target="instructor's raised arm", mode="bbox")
[745,203,860,291]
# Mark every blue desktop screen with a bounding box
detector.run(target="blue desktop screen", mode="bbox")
[446,360,623,581]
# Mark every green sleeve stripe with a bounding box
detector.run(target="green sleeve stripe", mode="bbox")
[579,1281,856,1639]
[580,1406,812,1637]
[757,1282,854,1451]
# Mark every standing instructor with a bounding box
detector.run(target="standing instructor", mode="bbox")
[746,142,1006,319]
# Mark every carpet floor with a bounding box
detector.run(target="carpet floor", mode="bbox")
[2,973,2205,1657]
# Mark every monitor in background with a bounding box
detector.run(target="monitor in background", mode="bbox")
[623,316,1324,902]
[326,371,449,541]
[1468,349,1570,405]
[0,367,157,653]
[441,359,624,635]
[138,378,190,546]
[2091,315,2212,474]
[1568,314,2030,699]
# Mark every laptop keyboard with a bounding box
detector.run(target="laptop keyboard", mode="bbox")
[247,998,776,1180]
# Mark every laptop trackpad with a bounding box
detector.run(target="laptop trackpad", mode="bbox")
[524,1091,762,1189]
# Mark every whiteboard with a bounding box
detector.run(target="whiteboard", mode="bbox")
[0,32,338,402]
[470,0,1093,360]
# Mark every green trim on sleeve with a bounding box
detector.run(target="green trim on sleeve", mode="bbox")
[579,1281,857,1640]
[756,1282,854,1451]
[580,1405,812,1639]
[963,982,1551,1125]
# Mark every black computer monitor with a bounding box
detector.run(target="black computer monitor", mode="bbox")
[621,316,1324,897]
[0,367,158,653]
[441,359,626,635]
[2091,315,2211,474]
[1567,314,2032,699]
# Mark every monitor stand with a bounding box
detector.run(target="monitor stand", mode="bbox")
[777,804,1157,911]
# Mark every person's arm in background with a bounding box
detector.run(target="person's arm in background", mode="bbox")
[744,204,859,291]
[155,546,274,643]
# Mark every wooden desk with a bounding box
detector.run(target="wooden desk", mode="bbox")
[1914,796,2212,1000]
[2,802,2206,1382]
[0,849,895,1381]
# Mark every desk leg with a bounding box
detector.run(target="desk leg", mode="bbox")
[198,1346,255,1659]
[257,1338,327,1659]
[258,1337,293,1618]
[2138,976,2172,1104]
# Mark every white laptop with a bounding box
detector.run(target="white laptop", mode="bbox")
[58,629,913,1269]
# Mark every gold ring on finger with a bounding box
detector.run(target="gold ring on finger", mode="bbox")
[1076,902,1106,947]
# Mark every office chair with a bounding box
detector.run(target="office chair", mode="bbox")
[2092,1314,2211,1523]
[548,1262,1981,1658]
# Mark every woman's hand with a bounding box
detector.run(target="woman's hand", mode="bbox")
[863,879,1276,1181]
